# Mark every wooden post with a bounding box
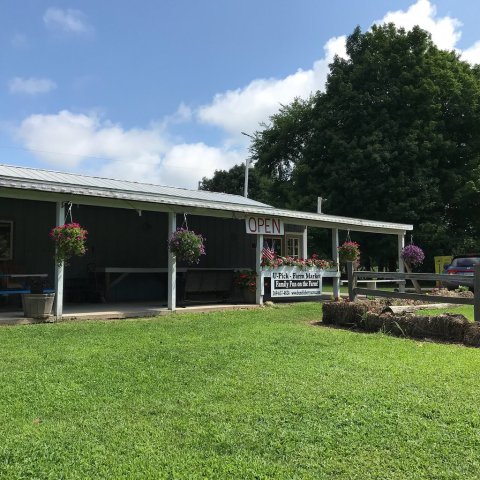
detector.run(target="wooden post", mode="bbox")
[475,264,480,322]
[167,212,176,311]
[347,261,356,301]
[404,261,422,294]
[54,201,65,319]
[331,228,340,299]
[256,234,264,305]
[398,234,405,293]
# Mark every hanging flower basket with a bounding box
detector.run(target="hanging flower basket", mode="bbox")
[401,243,425,267]
[338,241,360,263]
[49,222,88,266]
[168,228,206,264]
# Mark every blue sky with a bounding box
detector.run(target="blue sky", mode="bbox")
[2,0,480,188]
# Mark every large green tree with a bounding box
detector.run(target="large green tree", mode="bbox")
[199,164,272,205]
[250,24,480,265]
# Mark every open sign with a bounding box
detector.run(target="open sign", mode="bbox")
[245,217,284,235]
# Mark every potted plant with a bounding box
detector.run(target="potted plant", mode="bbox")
[22,278,55,320]
[234,270,257,303]
[50,222,88,266]
[168,228,206,264]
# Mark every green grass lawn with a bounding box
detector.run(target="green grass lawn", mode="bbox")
[420,305,475,321]
[1,304,480,479]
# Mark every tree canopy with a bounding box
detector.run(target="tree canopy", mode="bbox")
[199,164,272,205]
[201,24,480,266]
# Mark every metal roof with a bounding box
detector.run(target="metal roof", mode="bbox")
[0,163,413,234]
[0,164,270,208]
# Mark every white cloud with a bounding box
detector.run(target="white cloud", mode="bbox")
[9,77,57,95]
[461,41,480,64]
[376,0,461,51]
[197,36,346,138]
[158,143,243,187]
[163,102,193,126]
[17,111,167,168]
[15,110,242,189]
[43,8,93,35]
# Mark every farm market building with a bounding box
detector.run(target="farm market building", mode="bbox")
[0,164,412,319]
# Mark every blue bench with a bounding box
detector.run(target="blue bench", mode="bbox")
[0,288,55,296]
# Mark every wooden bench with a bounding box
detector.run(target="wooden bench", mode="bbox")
[340,279,402,289]
[184,270,234,301]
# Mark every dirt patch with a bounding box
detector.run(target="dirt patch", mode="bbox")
[429,288,474,298]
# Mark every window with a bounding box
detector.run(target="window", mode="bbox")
[286,236,300,258]
[263,237,282,256]
[0,221,13,261]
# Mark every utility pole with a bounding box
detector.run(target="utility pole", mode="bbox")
[241,131,254,198]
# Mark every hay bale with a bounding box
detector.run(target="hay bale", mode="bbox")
[362,312,387,332]
[387,315,417,336]
[359,312,469,342]
[322,301,368,326]
[464,323,480,347]
[421,314,469,342]
[397,314,467,342]
[323,301,471,345]
[363,313,410,336]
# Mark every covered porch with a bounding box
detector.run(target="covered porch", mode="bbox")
[0,164,413,321]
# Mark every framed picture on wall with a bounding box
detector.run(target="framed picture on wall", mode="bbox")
[0,221,13,261]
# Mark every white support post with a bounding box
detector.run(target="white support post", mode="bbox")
[331,228,340,299]
[167,212,177,311]
[256,234,264,305]
[302,227,308,259]
[54,202,65,319]
[398,233,405,293]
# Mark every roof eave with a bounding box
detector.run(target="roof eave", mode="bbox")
[0,178,413,235]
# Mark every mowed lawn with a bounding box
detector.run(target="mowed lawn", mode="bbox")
[1,304,480,479]
[421,304,475,321]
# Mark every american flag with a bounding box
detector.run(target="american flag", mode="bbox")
[262,246,276,260]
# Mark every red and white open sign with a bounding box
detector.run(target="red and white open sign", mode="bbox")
[245,217,284,235]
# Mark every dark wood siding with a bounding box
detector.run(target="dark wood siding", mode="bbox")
[0,197,55,279]
[181,215,256,269]
[72,206,169,275]
[0,198,257,301]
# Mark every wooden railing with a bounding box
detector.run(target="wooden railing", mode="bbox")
[346,261,480,322]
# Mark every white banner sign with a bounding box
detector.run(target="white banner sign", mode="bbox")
[245,217,284,235]
[271,268,323,297]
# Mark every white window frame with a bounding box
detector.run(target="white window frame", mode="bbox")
[285,234,303,258]
[263,236,283,256]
